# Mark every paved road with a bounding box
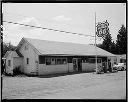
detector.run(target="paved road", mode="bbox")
[2,71,126,99]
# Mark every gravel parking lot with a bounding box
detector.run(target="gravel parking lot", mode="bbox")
[2,71,126,99]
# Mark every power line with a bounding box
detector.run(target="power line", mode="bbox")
[4,12,92,30]
[3,20,95,38]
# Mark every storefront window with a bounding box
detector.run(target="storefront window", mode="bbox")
[57,59,61,64]
[51,58,55,64]
[89,58,95,63]
[88,58,101,63]
[46,58,51,65]
[39,56,45,64]
[45,57,67,65]
[62,59,66,64]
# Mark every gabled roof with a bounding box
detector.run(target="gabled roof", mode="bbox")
[3,51,22,58]
[3,51,12,58]
[21,37,116,57]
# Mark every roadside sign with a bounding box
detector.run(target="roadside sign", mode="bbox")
[96,20,109,38]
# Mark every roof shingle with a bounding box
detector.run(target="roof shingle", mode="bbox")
[24,38,115,57]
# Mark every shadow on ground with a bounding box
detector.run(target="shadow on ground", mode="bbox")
[37,71,94,78]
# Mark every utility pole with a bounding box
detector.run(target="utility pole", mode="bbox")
[95,12,98,74]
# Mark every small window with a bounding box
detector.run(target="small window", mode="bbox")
[8,60,11,66]
[25,45,28,50]
[27,58,29,64]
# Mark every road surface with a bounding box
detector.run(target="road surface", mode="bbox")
[2,71,126,99]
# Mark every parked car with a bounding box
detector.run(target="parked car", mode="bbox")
[113,63,126,71]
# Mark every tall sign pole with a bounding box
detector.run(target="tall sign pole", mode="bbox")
[95,12,98,74]
[95,15,109,74]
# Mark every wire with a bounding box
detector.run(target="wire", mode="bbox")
[3,20,95,37]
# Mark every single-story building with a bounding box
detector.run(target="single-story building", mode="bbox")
[115,54,126,64]
[3,51,23,75]
[3,37,116,75]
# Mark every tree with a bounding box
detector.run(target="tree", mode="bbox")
[116,25,126,54]
[2,42,16,57]
[110,41,117,54]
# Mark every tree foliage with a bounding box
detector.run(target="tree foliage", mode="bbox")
[97,25,126,54]
[116,25,126,54]
[2,42,16,57]
[102,33,112,53]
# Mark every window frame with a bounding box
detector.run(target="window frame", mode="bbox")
[8,60,11,66]
[39,55,45,64]
[27,58,29,65]
[45,57,67,65]
[88,58,102,63]
[25,45,29,50]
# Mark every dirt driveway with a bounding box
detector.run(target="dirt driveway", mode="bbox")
[2,71,126,99]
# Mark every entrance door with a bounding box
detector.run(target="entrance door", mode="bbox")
[73,58,78,71]
[73,58,82,72]
[78,59,82,72]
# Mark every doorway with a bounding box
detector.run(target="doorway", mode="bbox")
[73,58,82,72]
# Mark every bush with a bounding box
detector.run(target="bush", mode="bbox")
[13,66,21,76]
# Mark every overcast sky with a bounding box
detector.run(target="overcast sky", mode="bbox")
[2,3,126,46]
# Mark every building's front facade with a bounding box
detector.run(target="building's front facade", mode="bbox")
[37,55,107,75]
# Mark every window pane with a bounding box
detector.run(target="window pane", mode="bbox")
[8,60,11,66]
[39,56,45,64]
[51,58,55,64]
[68,57,72,63]
[46,58,51,65]
[89,59,95,63]
[62,59,66,64]
[57,59,61,64]
[27,58,29,64]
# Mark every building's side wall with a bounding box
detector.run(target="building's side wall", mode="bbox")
[38,64,68,75]
[13,57,23,72]
[5,53,13,74]
[19,42,39,75]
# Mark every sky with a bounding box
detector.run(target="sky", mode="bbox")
[2,3,126,46]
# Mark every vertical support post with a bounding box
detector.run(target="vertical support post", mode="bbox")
[95,12,98,73]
